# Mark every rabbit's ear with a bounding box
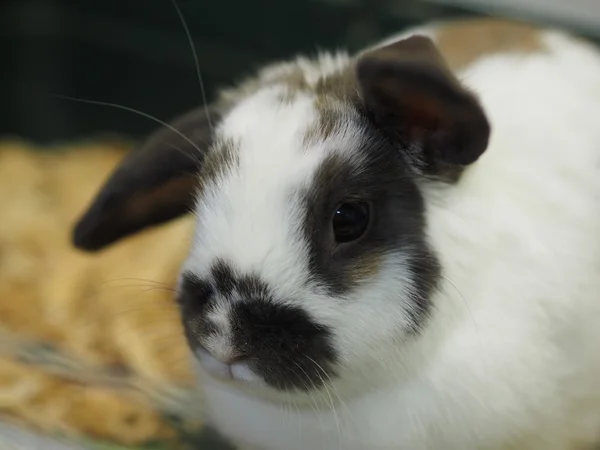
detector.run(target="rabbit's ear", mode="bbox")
[72,106,217,252]
[357,35,490,177]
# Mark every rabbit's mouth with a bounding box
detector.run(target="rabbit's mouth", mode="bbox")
[193,344,265,386]
[184,299,340,393]
[177,265,340,393]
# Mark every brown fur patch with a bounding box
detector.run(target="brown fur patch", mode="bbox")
[219,55,361,148]
[349,251,383,284]
[198,137,239,191]
[303,99,344,147]
[314,65,358,103]
[304,66,359,144]
[276,67,311,102]
[435,19,547,72]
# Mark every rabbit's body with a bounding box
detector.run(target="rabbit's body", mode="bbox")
[74,19,600,450]
[199,22,600,450]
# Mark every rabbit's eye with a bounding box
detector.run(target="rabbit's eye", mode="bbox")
[332,202,370,243]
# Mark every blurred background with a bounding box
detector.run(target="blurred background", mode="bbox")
[0,1,599,449]
[2,0,600,143]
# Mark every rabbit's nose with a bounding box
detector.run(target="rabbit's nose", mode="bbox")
[197,340,248,366]
[195,341,259,383]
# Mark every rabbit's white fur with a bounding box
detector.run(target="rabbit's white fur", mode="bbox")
[188,24,600,450]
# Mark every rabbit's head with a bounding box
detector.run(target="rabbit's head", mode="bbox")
[73,35,490,400]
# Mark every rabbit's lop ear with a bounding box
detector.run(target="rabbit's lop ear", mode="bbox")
[357,35,491,177]
[72,106,217,252]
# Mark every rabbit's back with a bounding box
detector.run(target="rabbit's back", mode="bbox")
[419,21,600,450]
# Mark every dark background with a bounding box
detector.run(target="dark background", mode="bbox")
[2,0,599,146]
[1,0,477,144]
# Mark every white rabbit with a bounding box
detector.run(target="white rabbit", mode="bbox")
[73,18,600,450]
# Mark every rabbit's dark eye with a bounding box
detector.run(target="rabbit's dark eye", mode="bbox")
[332,202,370,243]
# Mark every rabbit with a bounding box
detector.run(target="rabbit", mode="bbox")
[71,17,600,450]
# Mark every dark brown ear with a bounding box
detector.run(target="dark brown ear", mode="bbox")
[72,106,217,252]
[356,35,490,176]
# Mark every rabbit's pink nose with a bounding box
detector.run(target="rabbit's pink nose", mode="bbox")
[197,341,248,365]
[195,343,260,383]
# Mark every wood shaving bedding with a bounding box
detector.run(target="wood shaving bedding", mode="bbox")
[0,139,201,446]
